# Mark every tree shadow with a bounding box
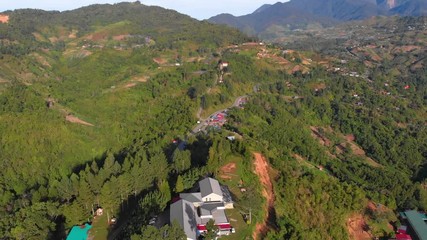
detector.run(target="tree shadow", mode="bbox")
[186,135,212,166]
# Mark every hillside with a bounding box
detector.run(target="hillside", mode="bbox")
[208,0,427,40]
[0,2,252,239]
[0,2,426,240]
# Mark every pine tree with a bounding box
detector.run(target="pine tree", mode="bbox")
[205,219,218,240]
[175,175,184,193]
[158,180,171,211]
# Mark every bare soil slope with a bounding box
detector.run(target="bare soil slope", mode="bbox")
[252,153,275,240]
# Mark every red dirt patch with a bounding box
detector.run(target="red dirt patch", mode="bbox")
[291,65,303,73]
[68,30,77,39]
[344,136,382,168]
[153,58,167,65]
[367,201,377,212]
[345,134,355,141]
[253,153,275,240]
[219,162,237,180]
[124,83,137,88]
[112,35,128,41]
[394,45,421,53]
[132,76,149,83]
[370,52,382,62]
[87,32,107,41]
[311,126,382,167]
[347,214,372,240]
[0,15,9,23]
[312,82,327,90]
[310,126,331,146]
[66,115,94,127]
[221,162,236,173]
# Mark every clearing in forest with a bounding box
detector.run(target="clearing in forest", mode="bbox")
[347,201,395,240]
[344,134,382,168]
[219,162,237,180]
[0,15,9,23]
[346,214,372,240]
[153,57,168,65]
[252,153,276,240]
[310,126,382,167]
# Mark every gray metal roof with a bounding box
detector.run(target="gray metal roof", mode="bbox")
[179,193,202,203]
[170,199,198,240]
[199,177,223,198]
[405,210,427,240]
[199,202,224,217]
[199,202,228,224]
[212,208,228,224]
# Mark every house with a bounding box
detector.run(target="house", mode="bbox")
[399,210,427,240]
[66,223,92,240]
[170,177,234,239]
[219,62,229,70]
[226,136,236,141]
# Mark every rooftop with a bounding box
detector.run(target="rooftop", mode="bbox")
[199,177,223,198]
[199,202,225,217]
[170,199,198,240]
[179,192,202,203]
[198,203,228,225]
[66,223,92,240]
[403,210,427,240]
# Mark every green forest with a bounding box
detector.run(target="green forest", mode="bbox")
[0,2,426,240]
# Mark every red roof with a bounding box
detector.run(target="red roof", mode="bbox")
[197,225,207,231]
[217,223,232,230]
[197,223,232,231]
[396,233,412,240]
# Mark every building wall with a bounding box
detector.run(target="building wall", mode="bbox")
[224,202,234,209]
[202,193,223,202]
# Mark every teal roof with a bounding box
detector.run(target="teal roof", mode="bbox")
[405,210,427,240]
[66,223,92,240]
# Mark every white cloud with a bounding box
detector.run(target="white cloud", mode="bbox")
[0,0,285,19]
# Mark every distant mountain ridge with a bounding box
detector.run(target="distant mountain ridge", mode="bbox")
[208,0,427,39]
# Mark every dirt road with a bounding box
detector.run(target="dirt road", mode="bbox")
[252,153,276,240]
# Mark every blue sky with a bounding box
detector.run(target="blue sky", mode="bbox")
[0,0,285,20]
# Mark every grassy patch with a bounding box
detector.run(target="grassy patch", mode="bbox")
[90,214,110,240]
[222,208,253,240]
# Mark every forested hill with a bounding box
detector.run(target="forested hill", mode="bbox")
[0,2,249,58]
[0,2,252,239]
[208,0,427,40]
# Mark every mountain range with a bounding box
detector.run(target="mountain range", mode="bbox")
[208,0,427,39]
